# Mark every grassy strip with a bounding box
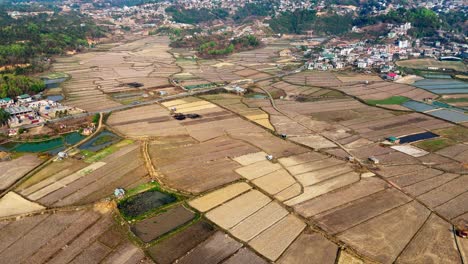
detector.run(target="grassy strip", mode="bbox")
[413,138,456,152]
[435,126,468,143]
[366,96,410,106]
[439,98,468,103]
[83,139,133,163]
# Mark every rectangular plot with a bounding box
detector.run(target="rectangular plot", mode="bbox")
[435,191,468,220]
[47,214,114,264]
[206,190,271,229]
[389,168,444,187]
[1,211,85,263]
[0,214,48,253]
[278,152,327,167]
[233,152,268,166]
[249,215,306,261]
[147,221,215,264]
[189,182,252,212]
[69,240,112,264]
[294,178,389,218]
[177,232,242,264]
[295,165,353,187]
[252,169,296,195]
[26,210,101,264]
[418,175,468,208]
[235,161,282,180]
[403,173,461,197]
[131,206,195,243]
[285,172,360,206]
[230,202,289,241]
[428,109,468,123]
[101,242,146,264]
[275,183,302,202]
[313,188,412,234]
[287,159,344,176]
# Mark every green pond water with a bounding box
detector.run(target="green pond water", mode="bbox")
[118,189,177,218]
[0,132,85,154]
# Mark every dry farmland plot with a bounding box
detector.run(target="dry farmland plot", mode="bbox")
[277,229,338,264]
[107,104,186,138]
[149,136,258,193]
[0,154,42,190]
[16,158,87,192]
[338,201,431,263]
[0,208,149,264]
[131,205,195,243]
[57,36,180,112]
[176,231,242,264]
[333,82,434,101]
[200,93,275,130]
[20,143,148,207]
[147,220,216,264]
[223,247,268,264]
[0,192,45,218]
[396,58,467,72]
[283,72,342,87]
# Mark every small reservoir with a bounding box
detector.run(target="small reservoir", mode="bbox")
[0,132,85,154]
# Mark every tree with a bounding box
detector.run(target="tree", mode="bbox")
[0,108,10,125]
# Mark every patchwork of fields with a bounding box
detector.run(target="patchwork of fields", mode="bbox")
[1,35,468,264]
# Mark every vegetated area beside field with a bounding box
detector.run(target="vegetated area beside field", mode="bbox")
[170,34,262,58]
[413,138,456,152]
[0,10,105,73]
[366,96,410,106]
[396,59,467,72]
[0,74,45,97]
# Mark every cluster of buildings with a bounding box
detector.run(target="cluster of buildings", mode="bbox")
[1,94,81,130]
[304,20,467,73]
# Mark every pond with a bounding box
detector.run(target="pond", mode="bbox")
[0,132,85,154]
[46,95,64,102]
[398,132,439,144]
[413,78,468,94]
[79,130,121,152]
[118,189,177,218]
[44,77,67,89]
[246,93,268,99]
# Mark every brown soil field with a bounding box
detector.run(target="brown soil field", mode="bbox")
[16,158,86,192]
[223,247,268,264]
[249,214,306,261]
[0,192,45,218]
[294,177,389,218]
[177,231,242,264]
[131,205,195,243]
[396,214,461,263]
[107,104,186,138]
[396,58,467,72]
[338,201,430,263]
[147,220,216,264]
[313,188,412,234]
[189,182,252,213]
[402,172,460,197]
[0,208,148,264]
[283,72,342,87]
[206,190,271,229]
[277,229,338,264]
[149,136,257,193]
[57,36,179,112]
[0,155,42,190]
[23,144,148,207]
[230,201,289,241]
